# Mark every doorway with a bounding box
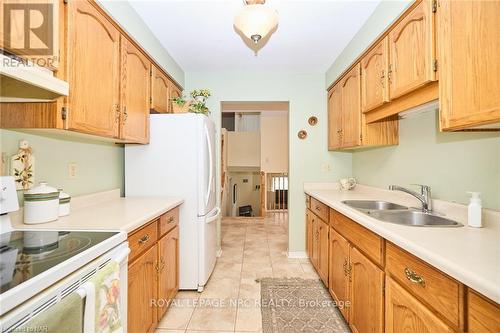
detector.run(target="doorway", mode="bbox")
[220,102,289,222]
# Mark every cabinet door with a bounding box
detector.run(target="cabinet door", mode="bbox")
[157,226,179,320]
[151,66,170,114]
[388,0,435,99]
[468,290,500,333]
[120,37,150,143]
[67,0,120,138]
[439,0,500,130]
[317,219,329,286]
[386,277,454,333]
[349,247,384,333]
[340,64,362,148]
[306,210,312,259]
[361,37,389,112]
[327,84,343,150]
[128,244,158,333]
[168,84,182,113]
[329,228,350,321]
[311,215,319,269]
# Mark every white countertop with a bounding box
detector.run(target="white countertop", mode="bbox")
[11,189,184,233]
[304,183,500,304]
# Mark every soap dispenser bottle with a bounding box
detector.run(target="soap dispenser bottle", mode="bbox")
[467,192,482,228]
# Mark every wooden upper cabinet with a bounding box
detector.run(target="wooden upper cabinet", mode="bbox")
[439,0,500,130]
[340,64,362,148]
[128,244,158,333]
[67,0,120,138]
[329,228,350,321]
[386,277,454,333]
[388,0,435,99]
[361,37,390,112]
[168,84,182,113]
[120,37,150,143]
[151,65,170,114]
[349,246,384,333]
[327,84,342,150]
[157,226,179,320]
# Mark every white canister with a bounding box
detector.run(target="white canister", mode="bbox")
[23,182,60,224]
[58,189,71,217]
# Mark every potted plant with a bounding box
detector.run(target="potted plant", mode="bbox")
[188,101,210,116]
[171,95,190,113]
[190,89,211,103]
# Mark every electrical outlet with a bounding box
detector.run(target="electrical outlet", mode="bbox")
[321,162,332,173]
[68,163,77,179]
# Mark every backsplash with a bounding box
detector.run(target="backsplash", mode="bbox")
[352,110,500,210]
[0,129,124,204]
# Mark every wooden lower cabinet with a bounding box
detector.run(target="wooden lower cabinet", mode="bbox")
[317,219,329,285]
[349,246,384,333]
[128,208,180,333]
[306,200,500,332]
[157,226,180,319]
[385,277,454,333]
[468,290,500,333]
[128,244,158,333]
[329,228,350,321]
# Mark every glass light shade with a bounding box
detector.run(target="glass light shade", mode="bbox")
[234,4,279,43]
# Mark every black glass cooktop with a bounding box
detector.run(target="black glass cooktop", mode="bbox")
[0,230,118,294]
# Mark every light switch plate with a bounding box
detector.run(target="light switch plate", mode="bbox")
[68,163,77,179]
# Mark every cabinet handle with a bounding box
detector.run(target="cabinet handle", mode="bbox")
[388,64,392,82]
[167,216,175,224]
[380,70,385,87]
[114,104,120,123]
[315,231,319,241]
[343,259,349,277]
[315,206,321,211]
[404,267,426,287]
[156,258,165,273]
[138,234,150,244]
[348,263,352,282]
[123,106,128,123]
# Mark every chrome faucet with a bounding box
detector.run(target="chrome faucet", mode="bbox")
[389,184,432,213]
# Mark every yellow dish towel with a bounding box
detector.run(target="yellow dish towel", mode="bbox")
[81,261,122,333]
[18,292,83,333]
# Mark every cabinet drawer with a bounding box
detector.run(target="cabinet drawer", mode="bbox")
[468,290,500,333]
[159,207,179,237]
[310,197,329,222]
[128,220,158,262]
[386,242,461,327]
[330,209,384,266]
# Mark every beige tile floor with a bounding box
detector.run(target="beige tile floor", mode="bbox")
[155,212,319,333]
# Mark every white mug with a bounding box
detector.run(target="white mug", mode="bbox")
[340,177,357,191]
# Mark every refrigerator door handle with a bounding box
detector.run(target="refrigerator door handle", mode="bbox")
[205,207,220,224]
[204,124,214,207]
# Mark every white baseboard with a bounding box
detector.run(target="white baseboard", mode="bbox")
[287,251,308,259]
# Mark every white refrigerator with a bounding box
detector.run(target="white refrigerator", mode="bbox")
[125,113,219,291]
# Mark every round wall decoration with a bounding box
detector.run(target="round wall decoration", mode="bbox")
[308,116,318,126]
[297,130,307,139]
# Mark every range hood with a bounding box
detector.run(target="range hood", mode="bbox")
[0,53,69,102]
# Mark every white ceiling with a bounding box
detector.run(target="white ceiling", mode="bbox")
[129,0,381,73]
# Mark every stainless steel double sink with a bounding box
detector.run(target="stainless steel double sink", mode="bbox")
[341,200,463,227]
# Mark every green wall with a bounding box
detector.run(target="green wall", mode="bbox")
[325,0,411,87]
[97,0,185,87]
[185,71,353,253]
[353,110,500,210]
[0,130,124,200]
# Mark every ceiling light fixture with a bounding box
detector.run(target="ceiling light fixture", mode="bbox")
[234,0,279,45]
